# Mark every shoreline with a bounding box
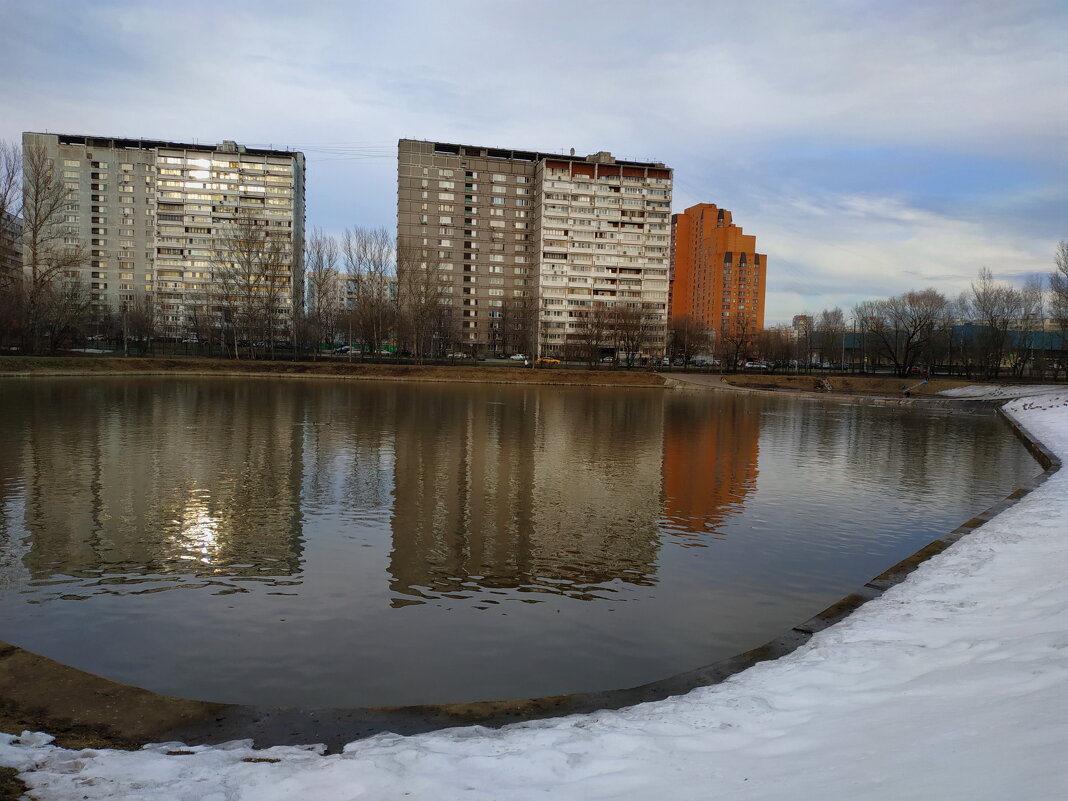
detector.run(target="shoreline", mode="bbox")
[0,376,1058,752]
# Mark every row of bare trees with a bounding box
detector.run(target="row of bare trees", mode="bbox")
[1,139,96,353]
[776,256,1067,379]
[561,302,665,367]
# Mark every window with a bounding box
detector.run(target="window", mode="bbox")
[492,173,507,182]
[491,197,505,205]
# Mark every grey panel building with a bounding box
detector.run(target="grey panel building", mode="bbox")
[0,211,21,281]
[23,132,305,339]
[397,140,672,358]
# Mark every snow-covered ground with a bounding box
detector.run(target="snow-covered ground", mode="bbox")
[3,388,1067,801]
[940,383,1066,400]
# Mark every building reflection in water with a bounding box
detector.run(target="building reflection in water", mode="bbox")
[659,394,760,541]
[11,379,305,599]
[388,387,665,605]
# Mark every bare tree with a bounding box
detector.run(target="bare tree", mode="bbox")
[720,313,757,371]
[0,141,21,294]
[759,325,794,368]
[211,210,287,359]
[959,267,1022,379]
[497,294,538,357]
[1050,242,1068,380]
[668,315,709,368]
[814,307,847,366]
[1012,277,1044,377]
[343,226,396,358]
[570,302,613,368]
[39,276,92,352]
[305,228,341,359]
[854,288,948,378]
[396,239,450,362]
[612,304,657,367]
[20,140,87,353]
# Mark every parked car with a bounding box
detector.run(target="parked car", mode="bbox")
[446,352,470,359]
[744,361,770,369]
[181,337,199,344]
[535,357,560,366]
[509,354,528,361]
[333,345,351,354]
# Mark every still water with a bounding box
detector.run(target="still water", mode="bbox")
[0,378,1039,707]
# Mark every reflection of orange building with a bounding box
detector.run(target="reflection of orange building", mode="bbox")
[660,395,760,535]
[669,203,767,338]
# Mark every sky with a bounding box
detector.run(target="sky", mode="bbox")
[1,0,1065,325]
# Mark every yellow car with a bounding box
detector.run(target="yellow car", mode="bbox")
[535,357,561,366]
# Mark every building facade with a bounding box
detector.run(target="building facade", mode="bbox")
[669,203,767,343]
[397,140,672,358]
[0,211,21,280]
[23,132,305,339]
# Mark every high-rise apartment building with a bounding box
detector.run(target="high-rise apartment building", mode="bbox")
[669,203,766,341]
[397,140,672,358]
[23,132,305,339]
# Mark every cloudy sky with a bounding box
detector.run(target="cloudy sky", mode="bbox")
[2,0,1064,323]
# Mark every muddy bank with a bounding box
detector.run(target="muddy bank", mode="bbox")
[0,356,665,388]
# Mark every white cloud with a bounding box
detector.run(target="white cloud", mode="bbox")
[2,0,1064,322]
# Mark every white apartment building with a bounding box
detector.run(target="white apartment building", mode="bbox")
[23,132,305,339]
[535,153,672,357]
[398,140,672,358]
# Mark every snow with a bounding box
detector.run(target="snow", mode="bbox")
[3,388,1068,800]
[939,383,1066,400]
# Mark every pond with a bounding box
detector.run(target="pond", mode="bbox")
[0,377,1040,708]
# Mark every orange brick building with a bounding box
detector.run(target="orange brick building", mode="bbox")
[669,203,767,339]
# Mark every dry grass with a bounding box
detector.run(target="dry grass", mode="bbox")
[0,355,666,388]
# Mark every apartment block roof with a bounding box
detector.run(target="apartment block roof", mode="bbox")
[28,132,302,159]
[402,139,668,170]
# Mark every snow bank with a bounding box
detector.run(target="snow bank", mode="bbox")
[3,390,1067,801]
[939,383,1065,400]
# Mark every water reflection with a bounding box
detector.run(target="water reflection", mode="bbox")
[660,394,760,540]
[0,378,1041,708]
[8,381,305,599]
[388,388,663,604]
